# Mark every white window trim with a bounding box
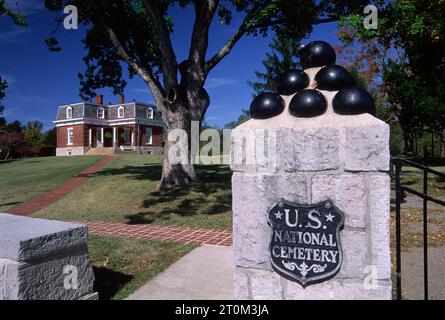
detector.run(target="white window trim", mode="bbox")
[66,106,73,119]
[97,107,105,119]
[67,127,74,145]
[118,106,125,118]
[146,127,153,145]
[147,107,154,119]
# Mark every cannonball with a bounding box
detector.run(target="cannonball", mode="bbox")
[332,87,376,115]
[289,89,327,118]
[315,65,355,91]
[250,92,285,119]
[275,69,310,95]
[299,41,336,69]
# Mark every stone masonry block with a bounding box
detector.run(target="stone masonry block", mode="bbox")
[0,213,96,300]
[14,251,95,300]
[284,278,391,300]
[366,173,391,280]
[232,173,307,270]
[249,269,283,300]
[279,128,340,172]
[343,124,390,172]
[338,230,368,279]
[234,268,250,300]
[312,174,366,229]
[0,213,88,262]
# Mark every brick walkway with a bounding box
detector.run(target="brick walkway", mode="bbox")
[79,220,233,246]
[7,156,114,216]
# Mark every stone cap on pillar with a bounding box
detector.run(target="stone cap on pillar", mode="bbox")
[0,213,88,262]
[230,68,390,174]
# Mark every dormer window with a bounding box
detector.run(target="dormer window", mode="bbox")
[97,107,105,119]
[66,106,73,119]
[118,106,125,118]
[147,107,154,119]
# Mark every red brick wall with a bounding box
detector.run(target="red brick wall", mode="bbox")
[139,125,163,147]
[57,124,86,148]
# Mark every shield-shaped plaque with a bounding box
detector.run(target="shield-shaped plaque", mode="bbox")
[268,199,344,287]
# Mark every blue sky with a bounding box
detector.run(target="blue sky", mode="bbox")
[0,1,340,130]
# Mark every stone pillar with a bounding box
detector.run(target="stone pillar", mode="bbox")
[0,213,97,300]
[230,93,391,300]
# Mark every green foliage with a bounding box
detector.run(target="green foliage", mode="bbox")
[0,77,7,115]
[24,121,45,149]
[0,0,27,26]
[338,0,445,155]
[224,108,250,129]
[248,36,301,95]
[43,1,367,100]
[1,1,27,115]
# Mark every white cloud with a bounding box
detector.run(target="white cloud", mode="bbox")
[0,25,29,43]
[205,77,239,89]
[129,87,151,93]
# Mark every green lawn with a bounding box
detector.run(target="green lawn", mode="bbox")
[0,156,103,212]
[34,154,233,229]
[399,166,445,199]
[88,234,195,300]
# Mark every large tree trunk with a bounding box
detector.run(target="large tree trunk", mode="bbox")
[157,84,209,190]
[159,108,198,190]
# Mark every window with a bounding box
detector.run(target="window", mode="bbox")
[147,107,154,119]
[97,107,104,119]
[146,127,152,145]
[118,106,125,118]
[66,106,72,119]
[67,128,74,145]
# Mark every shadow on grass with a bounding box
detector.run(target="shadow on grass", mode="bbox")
[92,266,134,300]
[0,201,21,207]
[90,163,163,182]
[124,164,232,225]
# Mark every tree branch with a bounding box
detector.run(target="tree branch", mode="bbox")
[205,2,276,73]
[188,0,219,78]
[141,0,178,88]
[98,14,165,106]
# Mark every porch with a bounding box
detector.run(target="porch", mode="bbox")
[85,124,162,155]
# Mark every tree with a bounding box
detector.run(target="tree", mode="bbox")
[337,0,445,155]
[224,108,250,129]
[45,0,366,189]
[0,0,27,121]
[0,77,7,117]
[248,35,301,95]
[0,131,22,160]
[24,121,45,151]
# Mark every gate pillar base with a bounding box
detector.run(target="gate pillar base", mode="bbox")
[230,110,392,300]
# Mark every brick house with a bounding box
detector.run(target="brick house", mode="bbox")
[54,94,164,156]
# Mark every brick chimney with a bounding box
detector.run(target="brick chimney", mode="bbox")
[120,94,125,104]
[95,94,104,105]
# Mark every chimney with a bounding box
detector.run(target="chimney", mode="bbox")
[95,94,104,105]
[120,94,125,104]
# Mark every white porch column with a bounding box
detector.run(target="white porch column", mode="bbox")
[100,127,104,145]
[131,129,135,147]
[113,126,117,148]
[88,128,92,147]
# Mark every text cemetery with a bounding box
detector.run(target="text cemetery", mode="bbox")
[268,199,344,287]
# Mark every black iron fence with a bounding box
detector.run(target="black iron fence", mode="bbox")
[392,157,445,300]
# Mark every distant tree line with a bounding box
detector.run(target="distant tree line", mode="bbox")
[0,119,56,160]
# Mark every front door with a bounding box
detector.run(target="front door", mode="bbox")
[96,128,103,147]
[123,128,131,145]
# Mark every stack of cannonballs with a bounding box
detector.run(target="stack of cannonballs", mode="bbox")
[250,40,375,120]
